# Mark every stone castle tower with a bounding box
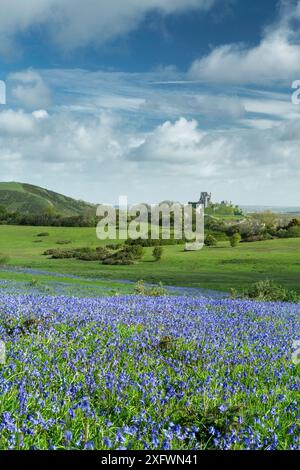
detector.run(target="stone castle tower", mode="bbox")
[189,192,211,209]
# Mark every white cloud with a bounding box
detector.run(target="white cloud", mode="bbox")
[0,108,128,165]
[131,117,206,163]
[189,0,300,83]
[9,69,51,109]
[238,119,280,130]
[32,110,49,120]
[0,0,214,54]
[0,109,37,135]
[141,93,246,120]
[130,117,300,181]
[0,108,299,204]
[243,97,300,120]
[1,64,299,205]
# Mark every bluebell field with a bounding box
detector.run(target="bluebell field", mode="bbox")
[0,291,299,450]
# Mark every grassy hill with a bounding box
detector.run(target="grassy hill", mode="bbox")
[0,182,96,216]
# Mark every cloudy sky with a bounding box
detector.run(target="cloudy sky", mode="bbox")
[0,0,300,205]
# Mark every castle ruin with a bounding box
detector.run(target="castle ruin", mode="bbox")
[188,192,211,209]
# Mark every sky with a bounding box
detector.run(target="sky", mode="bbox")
[0,0,300,205]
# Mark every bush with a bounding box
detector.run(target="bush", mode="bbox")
[103,255,134,265]
[205,235,218,246]
[0,253,9,264]
[276,229,288,239]
[44,246,112,261]
[37,232,49,237]
[43,249,56,256]
[51,249,76,259]
[101,245,144,265]
[153,246,163,261]
[125,236,184,247]
[230,233,241,247]
[123,244,144,259]
[94,247,112,260]
[43,244,143,264]
[242,279,299,303]
[287,218,300,228]
[77,247,111,261]
[287,226,300,238]
[242,233,272,242]
[102,248,136,265]
[105,244,122,250]
[134,280,167,296]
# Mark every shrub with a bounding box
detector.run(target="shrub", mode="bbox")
[230,233,241,247]
[44,246,112,261]
[105,244,122,250]
[102,245,144,265]
[37,232,49,237]
[103,256,134,266]
[125,236,184,247]
[43,248,56,256]
[76,248,111,261]
[94,247,112,260]
[51,249,75,259]
[276,229,288,239]
[287,218,300,228]
[242,233,272,242]
[205,235,218,246]
[134,280,167,296]
[242,279,299,303]
[123,244,144,259]
[102,248,135,265]
[0,253,9,264]
[287,226,300,238]
[153,246,163,261]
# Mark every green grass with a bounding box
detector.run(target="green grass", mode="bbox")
[0,225,299,293]
[0,182,25,192]
[0,270,134,296]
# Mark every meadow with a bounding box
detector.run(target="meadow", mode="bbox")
[0,225,299,294]
[0,225,299,450]
[0,291,299,450]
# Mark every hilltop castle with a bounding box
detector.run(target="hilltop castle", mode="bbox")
[189,192,212,209]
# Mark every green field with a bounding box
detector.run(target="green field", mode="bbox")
[0,225,299,293]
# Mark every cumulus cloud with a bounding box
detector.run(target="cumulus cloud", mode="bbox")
[189,0,300,83]
[32,110,49,120]
[0,109,128,166]
[9,69,51,109]
[130,117,300,180]
[130,118,206,163]
[0,109,37,135]
[0,63,299,204]
[0,108,299,203]
[0,0,214,54]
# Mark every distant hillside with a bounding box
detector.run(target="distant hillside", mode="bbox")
[0,182,96,216]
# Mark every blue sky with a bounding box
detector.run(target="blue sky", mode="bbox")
[1,0,278,73]
[0,0,300,205]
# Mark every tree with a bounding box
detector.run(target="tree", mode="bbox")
[204,235,218,247]
[124,244,144,259]
[153,246,163,261]
[288,218,300,228]
[230,233,241,247]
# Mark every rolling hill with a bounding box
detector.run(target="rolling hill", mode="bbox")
[0,182,96,216]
